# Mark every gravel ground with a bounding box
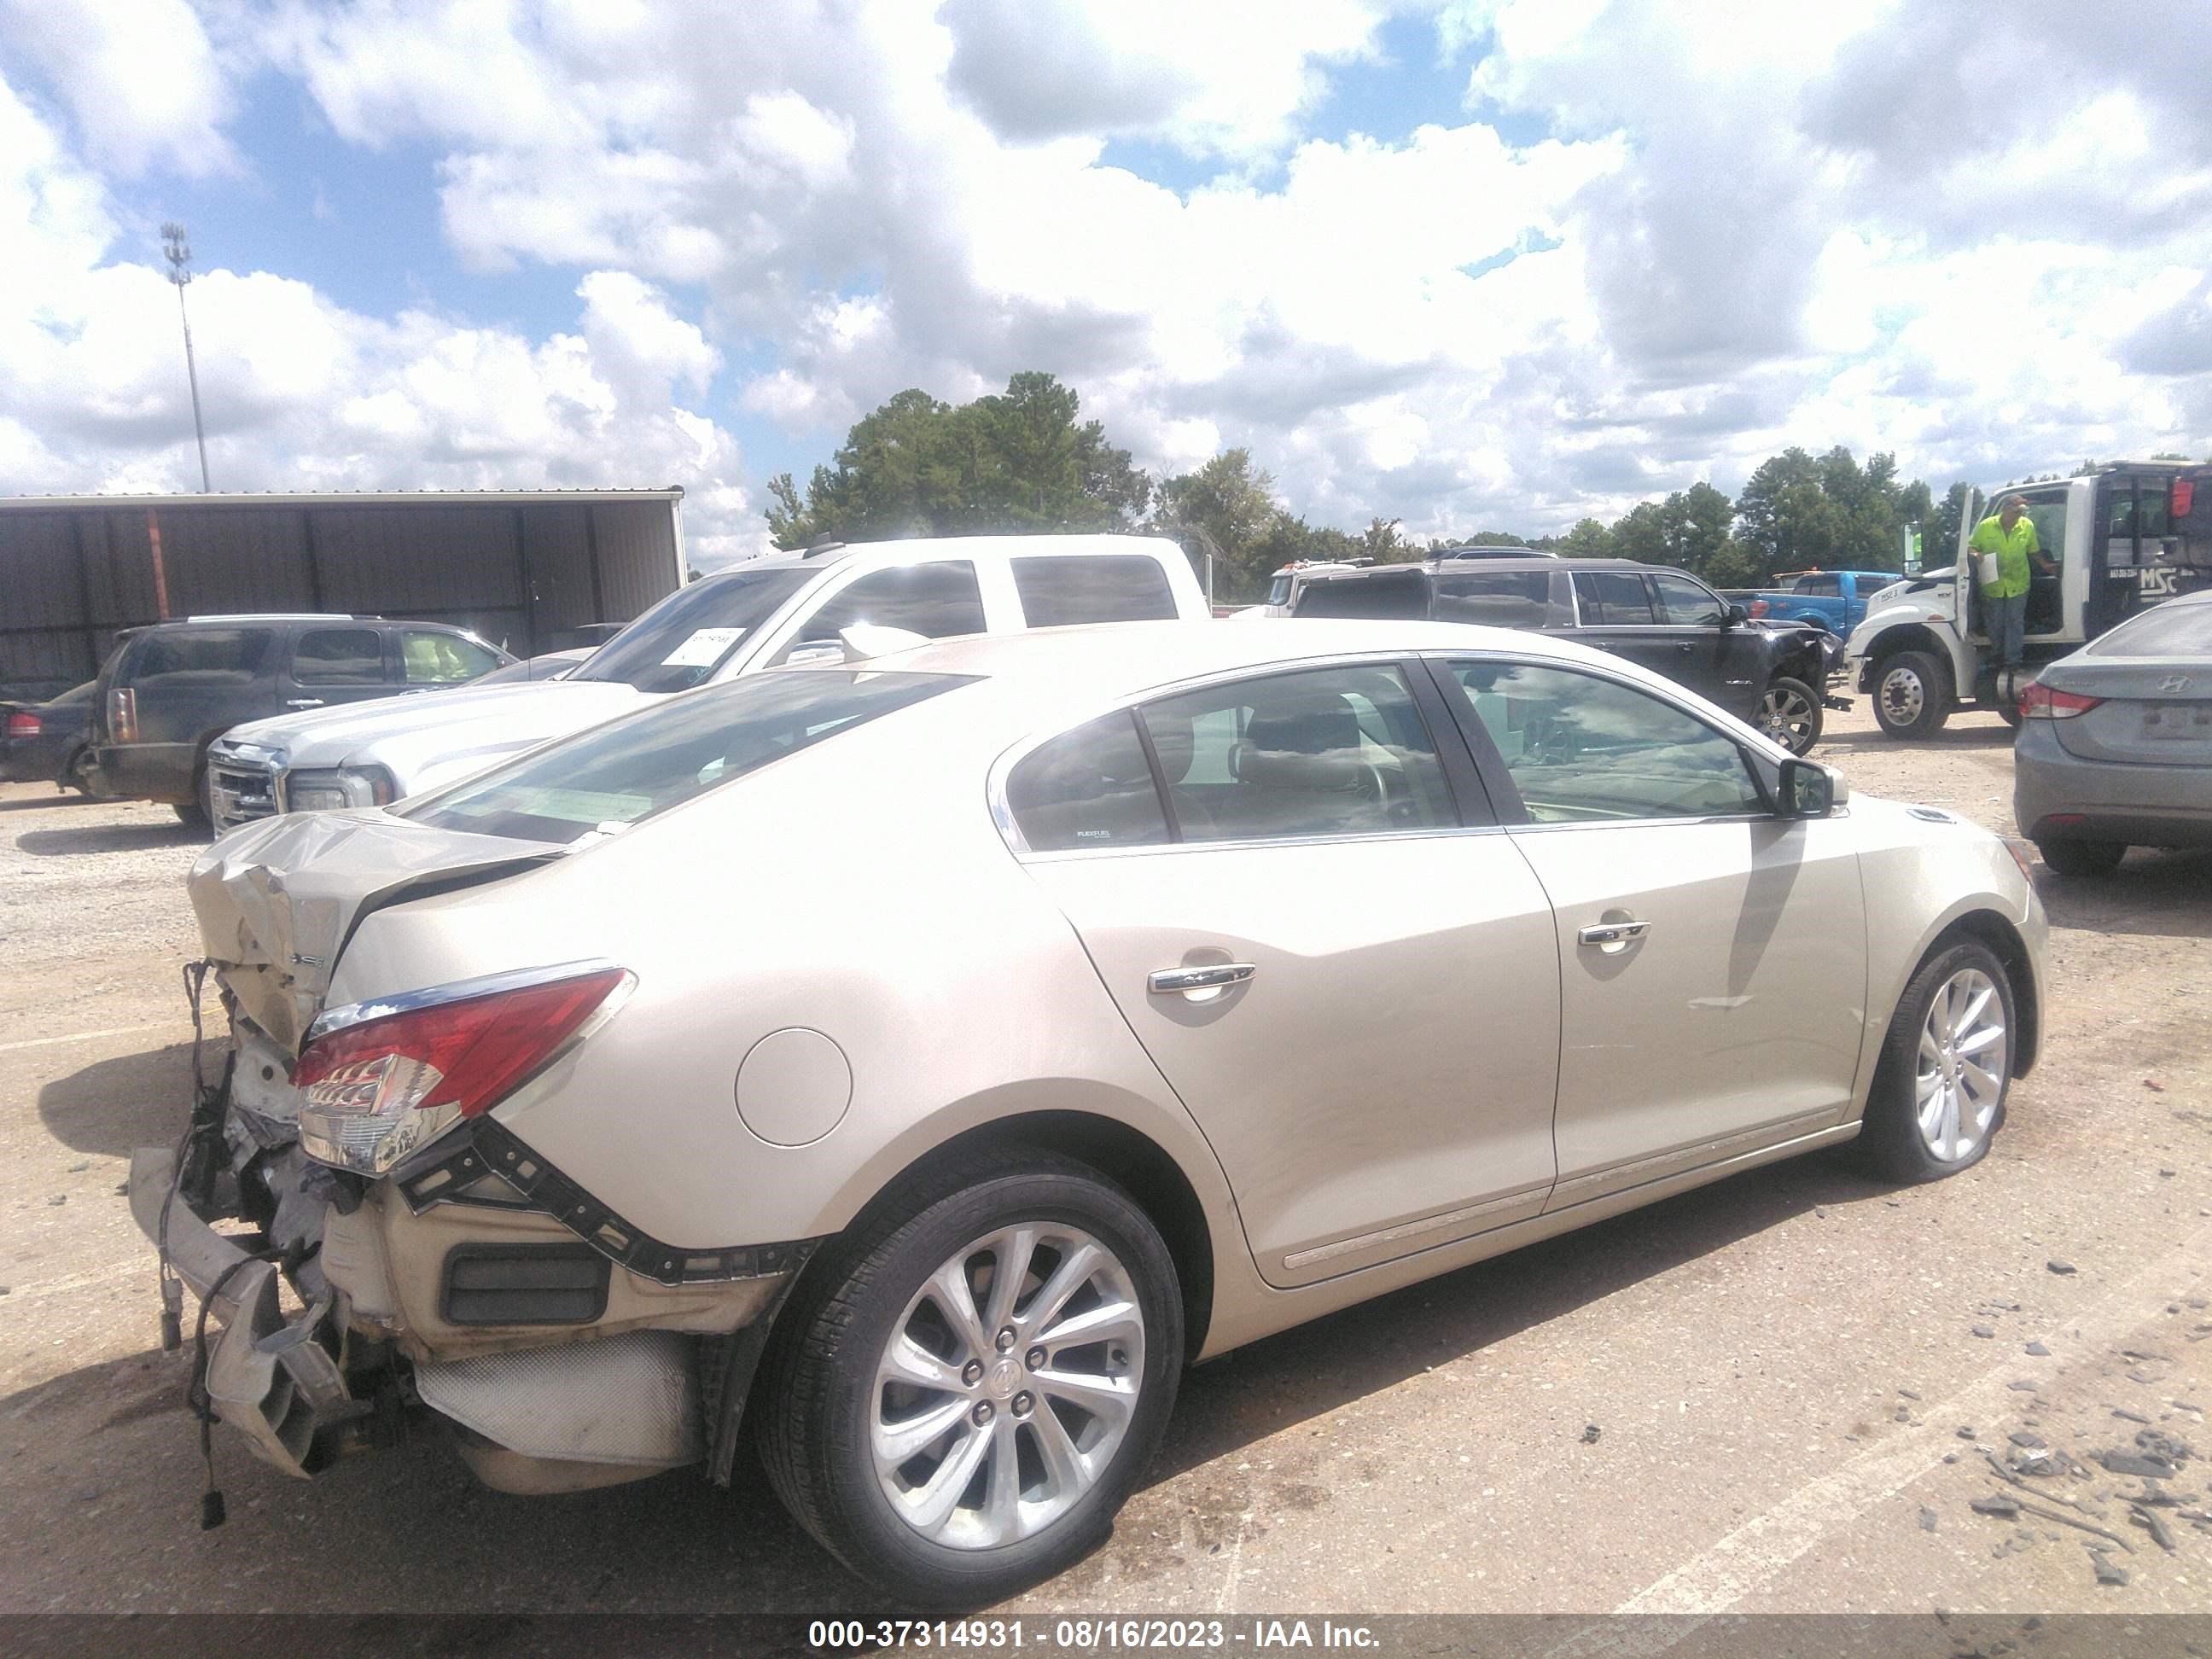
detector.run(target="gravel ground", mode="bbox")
[2,706,2209,1622]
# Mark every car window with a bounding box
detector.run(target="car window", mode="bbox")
[1266,575,1294,606]
[1447,661,1766,824]
[1650,572,1727,626]
[293,627,386,686]
[123,628,271,686]
[1797,574,1841,597]
[1291,571,1429,620]
[1142,663,1458,843]
[399,629,502,684]
[1004,712,1172,853]
[1433,571,1574,628]
[1572,572,1656,625]
[771,562,988,664]
[405,670,974,845]
[573,567,812,694]
[2087,597,2212,656]
[1011,556,1177,627]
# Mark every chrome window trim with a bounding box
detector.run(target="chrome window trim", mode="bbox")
[987,651,1462,860]
[1014,821,1513,864]
[304,958,633,1046]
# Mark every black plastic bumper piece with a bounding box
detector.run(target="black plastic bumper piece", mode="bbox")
[393,1116,818,1289]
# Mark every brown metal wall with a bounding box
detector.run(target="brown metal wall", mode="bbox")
[0,498,679,696]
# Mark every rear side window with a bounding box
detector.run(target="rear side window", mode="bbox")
[1798,574,1841,597]
[399,630,502,684]
[772,562,987,663]
[293,628,386,685]
[1433,572,1573,629]
[1004,712,1171,852]
[1011,556,1177,627]
[1293,571,1429,620]
[1573,572,1656,625]
[406,670,974,845]
[123,628,271,686]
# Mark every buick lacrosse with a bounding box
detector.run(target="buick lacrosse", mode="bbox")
[138,619,2044,1602]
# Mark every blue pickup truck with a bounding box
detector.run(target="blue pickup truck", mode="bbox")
[1726,568,1901,636]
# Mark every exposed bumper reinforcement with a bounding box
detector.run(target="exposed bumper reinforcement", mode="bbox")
[130,1144,358,1479]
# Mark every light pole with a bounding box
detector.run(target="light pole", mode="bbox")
[160,222,212,492]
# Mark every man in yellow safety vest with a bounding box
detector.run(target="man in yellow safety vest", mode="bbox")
[1968,494,2057,669]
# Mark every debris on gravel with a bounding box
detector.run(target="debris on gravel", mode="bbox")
[2049,1260,2078,1276]
[2028,1342,2052,1356]
[1972,1324,1997,1338]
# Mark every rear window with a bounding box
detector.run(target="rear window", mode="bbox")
[404,670,974,845]
[2087,598,2212,657]
[122,628,271,686]
[1293,571,1429,620]
[1011,556,1177,627]
[1432,571,1572,629]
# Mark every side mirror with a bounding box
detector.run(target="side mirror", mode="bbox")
[1777,757,1845,818]
[1725,602,1749,626]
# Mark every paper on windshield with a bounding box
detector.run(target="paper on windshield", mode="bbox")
[661,626,745,667]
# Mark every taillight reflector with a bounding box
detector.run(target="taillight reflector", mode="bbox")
[295,966,630,1174]
[2018,681,2100,719]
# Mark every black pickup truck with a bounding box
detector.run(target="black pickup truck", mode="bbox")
[90,614,510,827]
[1293,556,1839,754]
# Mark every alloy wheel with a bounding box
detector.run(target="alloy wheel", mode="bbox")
[1915,968,2007,1162]
[1761,684,1818,752]
[871,1223,1144,1550]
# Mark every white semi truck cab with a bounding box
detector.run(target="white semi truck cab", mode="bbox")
[1846,462,2212,738]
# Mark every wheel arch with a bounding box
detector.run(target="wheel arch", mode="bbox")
[1856,620,1968,696]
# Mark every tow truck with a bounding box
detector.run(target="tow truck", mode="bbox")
[1846,461,2212,737]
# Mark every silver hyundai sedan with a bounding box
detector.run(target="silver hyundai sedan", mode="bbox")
[2015,588,2212,876]
[137,619,2045,1603]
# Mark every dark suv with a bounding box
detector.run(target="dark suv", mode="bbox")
[1294,557,1834,753]
[90,615,510,825]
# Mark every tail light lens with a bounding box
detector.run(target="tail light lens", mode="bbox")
[2018,681,2101,719]
[1748,598,1769,617]
[6,712,39,737]
[107,686,137,744]
[2174,479,2195,519]
[296,963,631,1174]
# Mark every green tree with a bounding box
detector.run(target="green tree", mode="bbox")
[1155,449,1284,600]
[764,373,1151,548]
[1553,517,1615,559]
[1733,445,1926,579]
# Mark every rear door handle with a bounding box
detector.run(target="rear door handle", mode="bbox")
[1577,921,1650,947]
[285,698,324,709]
[1148,963,1256,995]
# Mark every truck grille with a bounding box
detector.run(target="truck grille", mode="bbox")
[209,757,280,834]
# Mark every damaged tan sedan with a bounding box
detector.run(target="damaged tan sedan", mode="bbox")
[135,619,2046,1602]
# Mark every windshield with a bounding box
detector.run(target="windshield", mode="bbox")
[2087,597,2212,657]
[1266,576,1293,606]
[402,669,975,845]
[571,567,813,693]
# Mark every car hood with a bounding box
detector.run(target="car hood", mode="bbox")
[219,680,649,775]
[189,811,567,1053]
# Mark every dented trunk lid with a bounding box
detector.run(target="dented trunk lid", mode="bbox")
[188,811,567,1052]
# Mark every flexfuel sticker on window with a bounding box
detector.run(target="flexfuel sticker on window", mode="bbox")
[661,627,745,667]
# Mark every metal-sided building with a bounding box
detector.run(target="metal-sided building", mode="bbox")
[0,489,687,699]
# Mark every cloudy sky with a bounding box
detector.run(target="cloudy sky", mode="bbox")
[5,1,2210,564]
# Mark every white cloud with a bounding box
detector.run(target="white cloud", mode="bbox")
[0,0,237,176]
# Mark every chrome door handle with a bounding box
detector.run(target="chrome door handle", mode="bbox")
[1577,921,1650,946]
[1148,963,1256,995]
[285,698,324,709]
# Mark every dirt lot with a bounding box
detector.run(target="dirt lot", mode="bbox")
[3,705,2209,1617]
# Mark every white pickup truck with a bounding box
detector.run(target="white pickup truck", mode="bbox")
[206,533,1208,834]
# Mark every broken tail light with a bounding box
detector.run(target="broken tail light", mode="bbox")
[6,711,38,737]
[2017,682,2101,719]
[296,962,632,1175]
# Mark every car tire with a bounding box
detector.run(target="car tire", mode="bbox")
[755,1146,1184,1606]
[1871,650,1951,739]
[2035,838,2125,877]
[1758,675,1823,755]
[1854,939,2015,1184]
[63,747,96,794]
